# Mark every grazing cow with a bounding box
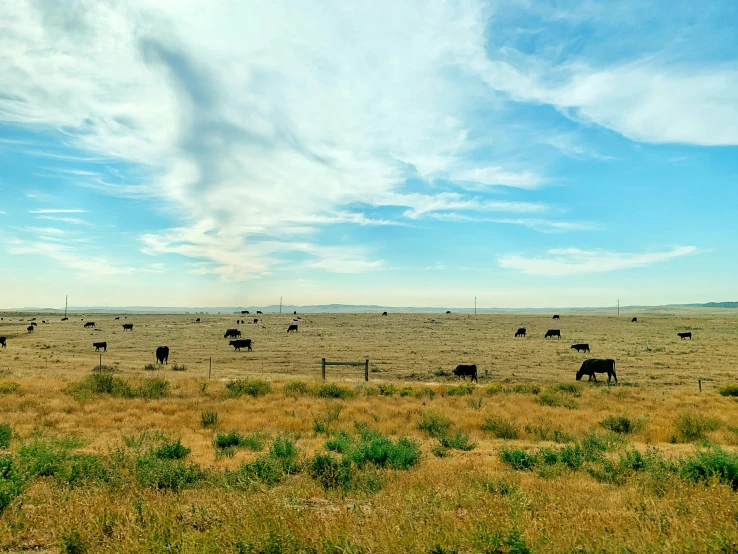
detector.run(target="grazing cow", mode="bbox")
[446,310,451,314]
[253,318,258,324]
[632,317,638,322]
[61,317,68,321]
[293,311,297,315]
[156,346,169,364]
[552,315,560,320]
[229,339,253,352]
[84,322,95,328]
[115,317,120,320]
[452,364,478,383]
[0,337,6,348]
[577,359,617,383]
[515,327,526,337]
[224,329,241,339]
[287,324,298,332]
[122,323,134,331]
[382,311,388,316]
[196,318,201,322]
[42,320,47,324]
[241,311,250,315]
[30,322,37,326]
[678,332,692,340]
[30,318,36,321]
[571,343,590,353]
[27,325,34,333]
[544,329,561,339]
[256,311,263,314]
[93,341,107,352]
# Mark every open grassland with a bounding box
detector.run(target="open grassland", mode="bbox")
[1,310,738,552]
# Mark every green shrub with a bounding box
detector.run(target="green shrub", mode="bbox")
[536,390,578,409]
[446,383,475,396]
[399,386,414,397]
[65,375,167,400]
[312,402,343,434]
[524,422,573,443]
[377,384,398,396]
[465,397,484,411]
[413,387,436,400]
[481,416,520,439]
[680,446,738,490]
[153,438,191,460]
[511,384,541,395]
[201,411,219,428]
[308,453,355,491]
[499,448,538,470]
[672,413,721,443]
[171,363,187,371]
[225,379,272,398]
[0,424,11,449]
[550,383,582,397]
[284,381,310,395]
[59,528,87,554]
[135,456,205,491]
[315,383,355,399]
[0,382,20,395]
[437,430,477,451]
[215,431,242,450]
[137,378,169,400]
[143,363,158,371]
[417,411,452,438]
[600,415,643,434]
[718,385,738,397]
[270,436,301,474]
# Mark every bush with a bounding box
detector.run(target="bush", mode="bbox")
[672,414,721,443]
[270,436,301,474]
[143,363,158,371]
[315,383,355,399]
[0,424,11,449]
[171,363,187,371]
[437,430,477,451]
[0,382,20,395]
[284,381,310,395]
[481,416,520,439]
[524,422,573,443]
[137,378,169,400]
[465,397,484,411]
[153,439,191,460]
[201,411,219,428]
[536,390,578,409]
[308,453,356,491]
[225,379,272,398]
[215,431,242,450]
[66,375,167,400]
[499,448,538,471]
[417,411,452,438]
[312,402,343,434]
[59,528,87,554]
[135,456,205,491]
[446,384,475,396]
[511,384,541,395]
[550,383,582,397]
[718,385,738,397]
[680,446,738,490]
[600,415,643,434]
[377,384,398,396]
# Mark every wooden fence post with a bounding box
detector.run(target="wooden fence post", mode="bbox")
[698,379,702,392]
[322,358,326,380]
[99,354,102,372]
[365,359,369,382]
[208,357,212,380]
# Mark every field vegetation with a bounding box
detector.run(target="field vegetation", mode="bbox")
[0,309,737,552]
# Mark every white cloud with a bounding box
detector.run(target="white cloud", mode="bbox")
[451,167,542,189]
[498,246,698,276]
[36,215,91,226]
[28,209,87,214]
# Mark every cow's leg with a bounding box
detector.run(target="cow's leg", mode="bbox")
[592,373,597,382]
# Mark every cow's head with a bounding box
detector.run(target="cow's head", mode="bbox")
[575,368,584,381]
[452,367,462,376]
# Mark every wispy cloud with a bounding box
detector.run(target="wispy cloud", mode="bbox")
[35,215,91,226]
[28,209,87,214]
[498,246,698,276]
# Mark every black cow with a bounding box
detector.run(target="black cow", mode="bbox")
[224,329,241,339]
[27,325,34,333]
[678,332,692,340]
[156,346,169,364]
[84,322,95,328]
[241,311,250,315]
[115,316,120,320]
[253,318,258,324]
[30,318,36,321]
[61,317,68,321]
[446,310,451,314]
[382,311,388,316]
[93,341,107,352]
[544,329,561,339]
[552,315,560,320]
[571,343,590,353]
[515,327,526,337]
[30,322,37,326]
[577,359,617,383]
[256,311,263,314]
[122,323,134,331]
[42,320,47,324]
[631,317,637,323]
[453,364,478,383]
[293,311,297,315]
[0,337,6,348]
[287,324,298,332]
[229,339,253,351]
[196,318,201,322]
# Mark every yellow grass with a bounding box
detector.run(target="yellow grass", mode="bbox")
[1,309,737,552]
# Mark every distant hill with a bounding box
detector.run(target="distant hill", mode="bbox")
[670,302,738,309]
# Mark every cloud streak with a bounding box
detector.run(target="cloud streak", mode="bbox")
[498,246,698,276]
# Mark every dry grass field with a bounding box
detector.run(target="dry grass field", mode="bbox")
[1,309,738,553]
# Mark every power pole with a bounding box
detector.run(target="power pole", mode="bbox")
[617,299,620,316]
[474,296,477,315]
[279,296,282,314]
[64,295,68,319]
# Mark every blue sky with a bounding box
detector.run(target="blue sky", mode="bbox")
[1,0,737,308]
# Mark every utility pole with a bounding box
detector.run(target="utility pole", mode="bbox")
[279,296,282,314]
[474,296,477,315]
[617,298,620,316]
[64,295,68,319]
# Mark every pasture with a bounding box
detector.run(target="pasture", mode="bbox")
[1,309,738,552]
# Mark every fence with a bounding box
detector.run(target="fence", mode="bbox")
[321,358,369,382]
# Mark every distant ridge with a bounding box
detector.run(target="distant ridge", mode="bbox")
[5,301,738,313]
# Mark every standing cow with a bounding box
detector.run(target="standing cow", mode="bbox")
[84,322,95,328]
[93,341,107,352]
[678,332,692,340]
[576,359,617,383]
[552,315,560,320]
[287,324,298,332]
[224,329,241,339]
[122,324,134,331]
[515,328,526,337]
[571,343,590,353]
[453,364,478,383]
[156,346,169,364]
[631,317,638,323]
[27,325,34,333]
[544,329,561,339]
[0,337,6,348]
[229,339,253,351]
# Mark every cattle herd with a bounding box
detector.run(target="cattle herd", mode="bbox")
[0,311,700,385]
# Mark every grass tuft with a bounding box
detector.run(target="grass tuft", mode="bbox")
[481,416,520,439]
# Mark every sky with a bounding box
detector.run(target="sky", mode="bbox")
[1,0,737,309]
